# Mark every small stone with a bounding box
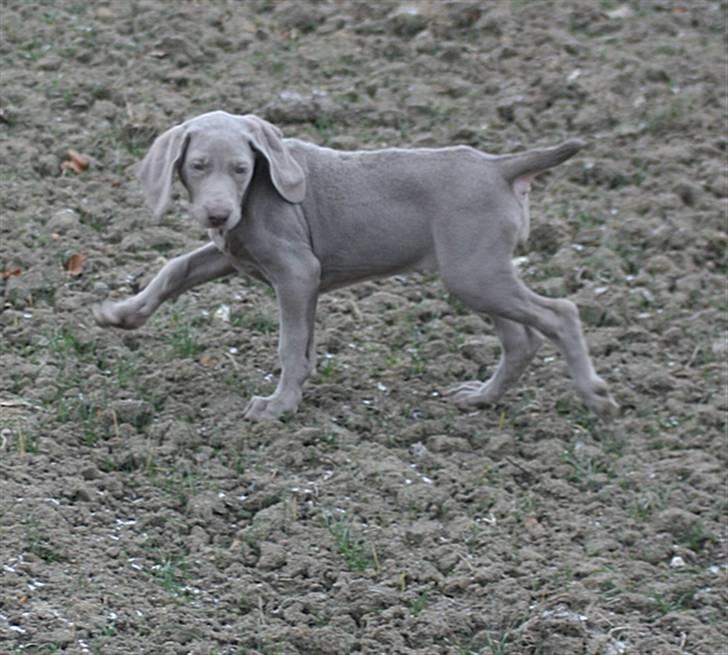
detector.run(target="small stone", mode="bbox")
[38,54,62,71]
[606,5,634,19]
[47,208,81,233]
[389,6,428,37]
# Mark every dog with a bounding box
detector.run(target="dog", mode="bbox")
[93,111,618,421]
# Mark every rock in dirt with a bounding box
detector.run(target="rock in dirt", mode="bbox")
[47,208,81,233]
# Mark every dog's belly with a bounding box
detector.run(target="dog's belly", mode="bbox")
[319,251,437,292]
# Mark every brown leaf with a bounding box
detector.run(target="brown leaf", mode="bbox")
[61,149,90,174]
[199,354,219,368]
[64,253,86,276]
[1,268,22,279]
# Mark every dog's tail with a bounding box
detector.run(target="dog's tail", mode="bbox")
[496,140,585,182]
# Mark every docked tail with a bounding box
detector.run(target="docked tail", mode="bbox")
[496,139,585,183]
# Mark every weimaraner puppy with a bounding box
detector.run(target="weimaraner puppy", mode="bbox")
[94,111,618,422]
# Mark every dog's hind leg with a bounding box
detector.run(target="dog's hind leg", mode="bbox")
[446,317,543,408]
[443,262,618,420]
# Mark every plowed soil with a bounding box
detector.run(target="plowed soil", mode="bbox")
[1,2,726,654]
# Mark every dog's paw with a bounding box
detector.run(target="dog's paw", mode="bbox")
[445,380,500,410]
[582,378,620,422]
[243,394,299,421]
[92,301,116,327]
[92,300,145,329]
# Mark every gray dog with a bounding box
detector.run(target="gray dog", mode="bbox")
[94,111,618,422]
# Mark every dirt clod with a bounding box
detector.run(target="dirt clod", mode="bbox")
[0,2,725,654]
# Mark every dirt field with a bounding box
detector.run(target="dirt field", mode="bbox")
[1,1,726,653]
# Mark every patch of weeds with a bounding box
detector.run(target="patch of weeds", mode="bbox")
[314,116,336,144]
[150,552,190,597]
[599,578,626,599]
[110,356,142,390]
[482,627,516,655]
[147,462,204,507]
[464,519,484,549]
[478,463,502,486]
[14,429,39,455]
[646,96,690,135]
[513,491,539,521]
[319,432,339,450]
[613,242,642,276]
[554,397,597,432]
[231,309,277,335]
[457,624,517,654]
[409,591,429,616]
[46,325,95,358]
[67,2,89,16]
[250,48,286,75]
[97,125,153,173]
[102,442,156,475]
[383,350,406,370]
[26,518,66,563]
[561,444,615,488]
[166,311,204,358]
[405,347,426,378]
[317,358,341,383]
[575,210,605,227]
[601,432,626,458]
[627,489,667,522]
[19,38,49,61]
[446,293,471,316]
[77,207,110,233]
[649,589,696,617]
[301,429,339,451]
[238,640,283,655]
[678,521,715,553]
[100,620,118,637]
[322,511,373,572]
[54,392,107,446]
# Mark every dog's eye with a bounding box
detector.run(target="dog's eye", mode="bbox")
[234,164,248,175]
[190,160,207,172]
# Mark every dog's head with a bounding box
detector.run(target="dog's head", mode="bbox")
[138,111,306,231]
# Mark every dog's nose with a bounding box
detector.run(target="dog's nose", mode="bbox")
[207,209,231,228]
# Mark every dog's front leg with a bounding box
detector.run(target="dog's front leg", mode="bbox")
[244,273,319,421]
[93,242,234,329]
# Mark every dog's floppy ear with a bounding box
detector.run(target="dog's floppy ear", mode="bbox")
[239,115,306,204]
[137,123,190,218]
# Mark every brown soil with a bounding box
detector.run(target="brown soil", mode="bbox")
[1,1,726,654]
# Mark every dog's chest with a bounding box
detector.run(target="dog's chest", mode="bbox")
[209,228,230,254]
[209,228,263,279]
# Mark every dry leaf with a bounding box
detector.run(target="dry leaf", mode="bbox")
[64,253,86,276]
[1,268,22,279]
[61,149,90,174]
[199,354,218,368]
